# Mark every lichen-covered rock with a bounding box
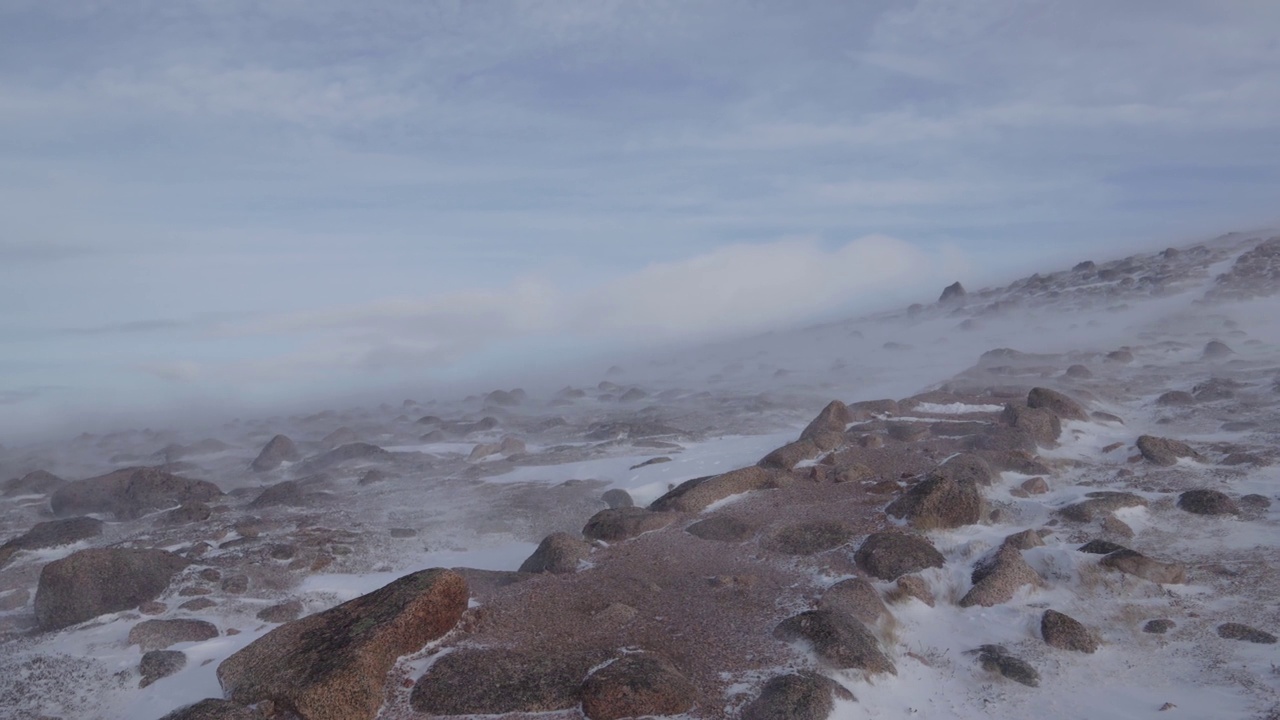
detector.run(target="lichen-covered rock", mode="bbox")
[582,508,676,542]
[774,610,895,674]
[218,568,467,720]
[35,548,188,631]
[740,672,855,720]
[580,652,697,720]
[648,466,783,513]
[518,532,592,574]
[1041,609,1097,653]
[854,533,945,581]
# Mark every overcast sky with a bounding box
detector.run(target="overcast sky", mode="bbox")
[2,0,1279,438]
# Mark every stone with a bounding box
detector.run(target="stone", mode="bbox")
[1027,387,1088,421]
[601,489,634,508]
[1065,364,1092,379]
[1177,489,1239,516]
[1041,609,1097,653]
[1136,435,1200,466]
[1001,530,1044,551]
[1202,340,1233,359]
[1058,491,1147,522]
[893,575,935,606]
[181,598,217,612]
[973,645,1039,687]
[518,532,592,574]
[800,401,853,442]
[0,516,104,569]
[685,515,756,542]
[774,610,895,674]
[1020,477,1050,495]
[939,281,966,303]
[140,650,187,687]
[411,647,602,715]
[1001,404,1061,447]
[218,568,468,720]
[583,507,677,542]
[763,521,854,556]
[157,699,259,720]
[1079,539,1129,555]
[759,440,823,471]
[256,600,304,623]
[1156,391,1195,406]
[1216,622,1276,644]
[248,480,306,508]
[854,533,945,581]
[251,435,300,472]
[1100,549,1187,584]
[648,466,783,513]
[740,672,855,720]
[163,502,212,524]
[580,652,697,720]
[819,578,889,626]
[50,467,222,520]
[129,619,219,651]
[35,548,188,631]
[1144,619,1175,634]
[221,575,249,594]
[959,546,1042,608]
[884,469,984,529]
[2,469,64,497]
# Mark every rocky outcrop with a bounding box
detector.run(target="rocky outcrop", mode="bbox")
[884,467,984,529]
[34,548,189,630]
[218,568,468,720]
[854,532,945,581]
[1136,435,1200,466]
[2,469,65,496]
[1001,404,1061,447]
[799,401,853,442]
[251,434,300,472]
[411,647,602,715]
[50,467,222,520]
[939,281,967,303]
[1026,387,1088,421]
[819,578,889,626]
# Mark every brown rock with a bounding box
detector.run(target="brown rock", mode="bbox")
[648,466,782,513]
[959,546,1043,608]
[685,515,756,542]
[759,440,823,470]
[854,532,945,581]
[411,647,601,715]
[1176,489,1239,516]
[0,516,104,569]
[1001,404,1061,447]
[800,401,853,442]
[130,618,219,651]
[2,469,65,497]
[1100,549,1187,584]
[1041,609,1097,653]
[1136,435,1200,466]
[158,699,259,720]
[50,467,222,520]
[140,650,187,688]
[892,575,935,606]
[256,600,304,623]
[763,521,854,556]
[740,672,854,720]
[1026,387,1088,421]
[580,652,697,720]
[774,610,895,674]
[884,469,983,529]
[35,548,188,631]
[251,435,300,472]
[819,578,889,625]
[583,508,677,542]
[518,532,592,574]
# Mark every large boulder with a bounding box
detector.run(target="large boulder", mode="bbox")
[973,645,1039,687]
[0,516,104,569]
[1177,489,1239,516]
[884,469,983,530]
[759,440,824,471]
[763,521,854,556]
[34,548,189,631]
[140,650,187,688]
[1001,404,1061,447]
[583,508,677,542]
[648,466,783,513]
[854,532,945,581]
[1058,491,1147,522]
[1217,623,1276,644]
[518,532,592,574]
[774,610,895,674]
[938,281,966,303]
[248,480,306,508]
[129,618,219,651]
[251,434,300,472]
[1026,387,1088,421]
[50,467,222,520]
[819,578,889,626]
[740,672,854,720]
[799,401,853,442]
[958,546,1043,608]
[2,469,65,497]
[1136,435,1200,466]
[217,568,468,720]
[580,653,697,720]
[411,647,602,715]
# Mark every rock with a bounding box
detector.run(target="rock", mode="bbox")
[1136,435,1200,466]
[218,569,467,720]
[1144,619,1175,634]
[939,281,966,303]
[1027,387,1088,421]
[485,389,521,407]
[618,388,648,403]
[628,457,671,470]
[320,427,359,449]
[740,672,855,720]
[518,532,592,574]
[819,578,889,626]
[467,442,502,461]
[2,469,65,496]
[937,453,996,486]
[356,470,387,486]
[648,466,783,513]
[163,502,212,524]
[832,464,877,484]
[763,521,854,556]
[221,575,249,594]
[157,699,259,720]
[884,468,984,529]
[411,647,601,715]
[1216,622,1276,644]
[774,610,895,674]
[959,546,1042,608]
[854,532,945,581]
[886,422,929,442]
[50,467,222,520]
[601,489,634,509]
[973,645,1039,687]
[1001,529,1045,551]
[251,435,300,472]
[594,602,639,627]
[1019,477,1050,495]
[256,600,304,623]
[1192,378,1238,402]
[1156,391,1195,406]
[1065,364,1092,379]
[583,507,677,542]
[1100,549,1187,584]
[1203,340,1233,359]
[1106,349,1134,364]
[759,440,823,470]
[140,650,187,687]
[248,480,305,508]
[1101,515,1135,539]
[580,653,697,720]
[35,548,188,631]
[800,401,853,442]
[1002,404,1061,447]
[0,516,104,569]
[1041,609,1097,653]
[129,619,219,651]
[1177,489,1239,516]
[312,442,389,467]
[892,575,935,606]
[181,598,217,612]
[1240,494,1272,512]
[0,587,30,611]
[1079,539,1129,555]
[686,515,756,542]
[1058,491,1148,522]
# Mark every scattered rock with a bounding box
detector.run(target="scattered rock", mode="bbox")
[251,435,300,472]
[854,532,945,581]
[50,467,222,520]
[1041,609,1097,653]
[740,672,855,720]
[763,521,854,556]
[1136,435,1200,466]
[411,647,601,715]
[140,650,187,687]
[1058,491,1147,522]
[1100,549,1187,584]
[1202,340,1233,359]
[256,600,304,623]
[959,546,1042,608]
[0,516,104,569]
[580,652,697,720]
[34,548,189,631]
[1065,364,1092,379]
[583,507,677,542]
[1027,387,1088,421]
[1144,619,1175,634]
[1156,391,1195,406]
[972,645,1039,687]
[129,619,219,651]
[1019,477,1050,495]
[1002,404,1061,447]
[685,515,756,543]
[1216,622,1276,644]
[774,610,896,674]
[1177,489,1239,516]
[518,532,592,574]
[601,489,634,509]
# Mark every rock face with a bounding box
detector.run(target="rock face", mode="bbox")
[1041,610,1097,653]
[1026,387,1088,421]
[579,653,697,720]
[774,610,895,674]
[648,466,782,513]
[884,469,983,529]
[129,618,219,651]
[0,516,104,568]
[518,532,592,574]
[412,648,601,715]
[251,434,300,472]
[1177,489,1239,516]
[158,699,259,720]
[854,532,945,581]
[34,548,189,631]
[740,672,854,720]
[2,469,65,496]
[583,507,677,542]
[50,467,222,520]
[959,546,1042,608]
[1136,435,1200,466]
[217,568,468,720]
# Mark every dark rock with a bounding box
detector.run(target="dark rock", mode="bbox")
[0,516,104,569]
[221,575,249,594]
[686,515,756,542]
[140,650,187,688]
[1079,539,1129,555]
[251,435,300,472]
[1216,622,1276,644]
[1041,609,1097,653]
[886,422,929,442]
[1202,340,1233,359]
[1073,260,1096,272]
[1177,489,1239,516]
[129,619,219,651]
[1100,549,1187,584]
[763,521,853,556]
[163,502,212,525]
[35,548,188,631]
[218,568,468,720]
[854,532,945,581]
[50,467,222,520]
[819,578,889,626]
[583,507,677,542]
[411,647,601,715]
[356,469,387,486]
[1058,491,1148,522]
[1156,391,1195,406]
[939,281,966,303]
[649,466,783,513]
[1001,530,1044,551]
[248,480,305,508]
[1065,364,1092,379]
[960,546,1042,608]
[601,489,634,509]
[759,439,824,470]
[774,610,895,674]
[256,600,304,623]
[1027,387,1088,421]
[740,672,854,720]
[2,469,65,497]
[1136,435,1200,466]
[518,532,592,574]
[181,598,217,611]
[973,645,1039,687]
[580,652,697,720]
[1144,619,1175,634]
[157,699,259,720]
[628,457,671,470]
[884,468,984,530]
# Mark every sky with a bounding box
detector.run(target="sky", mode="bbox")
[2,0,1279,440]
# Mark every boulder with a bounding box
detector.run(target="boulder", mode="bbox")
[939,281,966,303]
[1136,435,1200,466]
[248,480,306,508]
[740,672,855,720]
[601,489,634,509]
[320,427,359,449]
[1176,489,1239,516]
[1001,404,1061,447]
[936,453,996,486]
[774,610,895,674]
[140,650,187,688]
[854,532,945,581]
[819,578,889,626]
[256,599,304,623]
[972,645,1038,687]
[648,466,783,513]
[580,653,697,720]
[2,469,65,497]
[1027,387,1088,421]
[158,699,259,720]
[0,516,104,569]
[1001,530,1044,551]
[583,508,677,542]
[959,546,1042,608]
[518,532,592,574]
[1065,364,1092,379]
[50,467,222,520]
[685,515,756,542]
[251,435,300,472]
[892,575,935,607]
[1216,623,1276,644]
[884,469,984,529]
[311,442,388,467]
[800,401,853,442]
[1203,340,1233,359]
[1078,539,1129,555]
[162,502,212,524]
[1058,491,1147,522]
[35,548,189,630]
[759,439,824,470]
[129,619,219,651]
[763,521,854,556]
[1144,619,1175,634]
[217,568,468,720]
[1100,549,1187,584]
[411,647,602,715]
[1156,391,1195,406]
[1041,609,1097,653]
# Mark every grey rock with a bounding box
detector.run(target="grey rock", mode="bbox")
[854,532,945,581]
